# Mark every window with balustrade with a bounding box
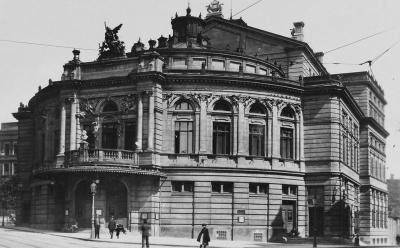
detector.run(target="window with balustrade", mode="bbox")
[124,121,136,151]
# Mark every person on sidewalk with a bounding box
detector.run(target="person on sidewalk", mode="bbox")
[141,219,151,248]
[94,214,101,239]
[115,223,126,239]
[197,223,210,248]
[108,216,116,239]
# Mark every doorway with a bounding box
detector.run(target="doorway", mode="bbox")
[282,200,296,233]
[74,179,128,228]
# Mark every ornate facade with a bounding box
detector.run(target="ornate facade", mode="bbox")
[13,2,389,245]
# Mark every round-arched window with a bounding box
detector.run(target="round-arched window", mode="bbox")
[249,102,266,114]
[213,99,231,111]
[102,101,118,112]
[280,106,295,118]
[175,100,193,110]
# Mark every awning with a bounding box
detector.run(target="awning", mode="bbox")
[33,166,167,178]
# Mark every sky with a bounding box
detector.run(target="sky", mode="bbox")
[0,0,400,177]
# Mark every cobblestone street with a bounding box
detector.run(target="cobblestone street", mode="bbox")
[1,227,393,248]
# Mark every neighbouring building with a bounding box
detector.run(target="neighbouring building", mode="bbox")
[0,122,17,178]
[0,122,18,223]
[12,1,390,245]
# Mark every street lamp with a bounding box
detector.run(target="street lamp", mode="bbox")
[312,194,317,248]
[90,181,97,239]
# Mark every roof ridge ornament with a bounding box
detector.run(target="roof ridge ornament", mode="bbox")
[206,0,223,19]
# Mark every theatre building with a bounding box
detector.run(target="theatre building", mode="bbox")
[12,1,389,244]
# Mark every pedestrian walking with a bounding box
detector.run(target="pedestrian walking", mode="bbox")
[197,223,210,248]
[108,216,116,239]
[94,214,101,239]
[141,219,151,248]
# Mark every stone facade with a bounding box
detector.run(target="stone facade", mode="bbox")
[12,3,390,244]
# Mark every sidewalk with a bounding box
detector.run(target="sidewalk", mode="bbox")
[2,225,395,248]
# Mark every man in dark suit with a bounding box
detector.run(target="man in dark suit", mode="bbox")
[94,214,101,239]
[108,216,116,239]
[141,219,151,248]
[197,223,210,248]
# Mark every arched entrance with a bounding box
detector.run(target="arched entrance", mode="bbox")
[75,180,92,227]
[74,179,128,228]
[106,179,128,222]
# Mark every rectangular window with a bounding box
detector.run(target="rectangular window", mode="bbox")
[124,121,137,150]
[192,58,206,67]
[4,143,10,156]
[175,122,193,154]
[229,61,240,71]
[2,163,11,176]
[171,181,193,192]
[54,130,60,158]
[245,64,256,73]
[213,122,230,155]
[342,134,348,163]
[249,183,268,194]
[249,124,265,156]
[280,128,293,159]
[102,123,118,149]
[259,68,268,75]
[173,57,186,66]
[212,182,233,193]
[283,185,297,196]
[212,59,225,70]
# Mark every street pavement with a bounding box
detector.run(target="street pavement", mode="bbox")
[0,226,393,248]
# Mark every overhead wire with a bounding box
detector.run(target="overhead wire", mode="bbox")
[0,39,97,51]
[324,29,392,54]
[232,0,264,18]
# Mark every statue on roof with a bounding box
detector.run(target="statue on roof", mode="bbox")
[207,0,223,14]
[98,22,126,60]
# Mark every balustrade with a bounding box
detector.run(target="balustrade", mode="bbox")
[65,148,139,167]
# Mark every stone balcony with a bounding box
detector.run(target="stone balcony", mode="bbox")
[65,148,139,168]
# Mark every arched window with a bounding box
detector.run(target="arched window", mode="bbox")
[249,102,267,156]
[102,101,118,112]
[280,106,294,118]
[174,100,194,154]
[213,99,231,111]
[280,105,295,159]
[212,99,232,155]
[249,103,266,114]
[175,100,193,110]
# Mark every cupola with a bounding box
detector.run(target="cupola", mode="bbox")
[171,6,206,45]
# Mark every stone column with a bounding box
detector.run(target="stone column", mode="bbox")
[199,97,207,153]
[147,90,154,151]
[70,94,77,151]
[59,101,66,154]
[237,101,245,155]
[272,102,280,160]
[136,93,143,151]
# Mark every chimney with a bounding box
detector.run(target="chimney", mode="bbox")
[291,21,305,41]
[391,173,394,180]
[315,52,324,63]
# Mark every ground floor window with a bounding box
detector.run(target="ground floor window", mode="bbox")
[212,182,233,193]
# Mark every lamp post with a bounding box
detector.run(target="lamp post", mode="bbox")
[90,181,97,239]
[313,194,317,248]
